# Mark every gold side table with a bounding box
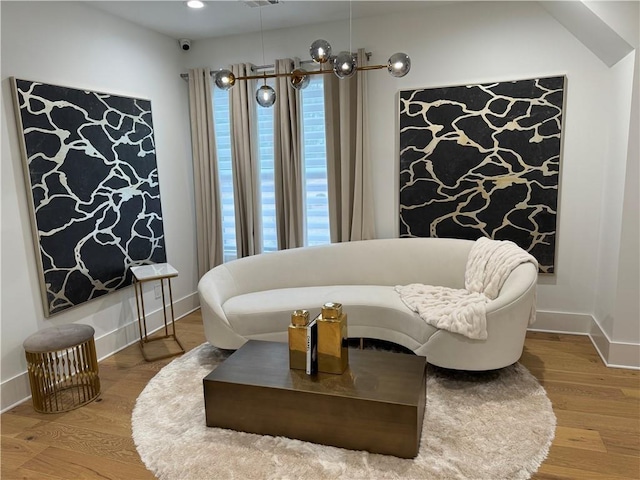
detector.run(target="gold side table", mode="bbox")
[131,263,184,362]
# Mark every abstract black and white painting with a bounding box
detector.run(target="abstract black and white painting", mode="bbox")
[12,78,167,316]
[399,76,565,273]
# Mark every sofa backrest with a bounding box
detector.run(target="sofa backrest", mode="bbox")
[203,238,474,303]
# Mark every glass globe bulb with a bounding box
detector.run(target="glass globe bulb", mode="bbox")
[387,53,411,78]
[310,39,332,64]
[256,84,276,107]
[289,69,311,90]
[332,51,357,79]
[214,69,236,90]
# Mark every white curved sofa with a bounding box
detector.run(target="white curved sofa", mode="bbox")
[198,238,538,371]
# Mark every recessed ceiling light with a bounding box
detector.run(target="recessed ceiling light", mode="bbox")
[186,0,205,9]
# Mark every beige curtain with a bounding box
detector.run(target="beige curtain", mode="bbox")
[187,68,223,277]
[230,63,262,257]
[274,58,304,249]
[324,48,375,242]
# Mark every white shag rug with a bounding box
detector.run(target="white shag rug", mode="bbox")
[132,343,555,480]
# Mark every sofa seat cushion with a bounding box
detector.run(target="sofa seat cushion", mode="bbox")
[223,285,438,344]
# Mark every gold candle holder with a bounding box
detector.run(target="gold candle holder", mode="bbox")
[288,309,309,371]
[317,302,349,374]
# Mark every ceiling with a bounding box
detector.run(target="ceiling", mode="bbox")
[87,1,451,41]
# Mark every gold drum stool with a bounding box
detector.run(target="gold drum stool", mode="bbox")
[23,324,100,413]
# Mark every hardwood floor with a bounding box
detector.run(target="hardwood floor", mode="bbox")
[523,332,640,480]
[2,311,638,479]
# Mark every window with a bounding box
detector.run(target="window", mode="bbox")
[256,85,277,253]
[212,87,236,262]
[301,77,330,246]
[213,75,330,261]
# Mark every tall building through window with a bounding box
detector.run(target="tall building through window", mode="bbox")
[213,76,330,261]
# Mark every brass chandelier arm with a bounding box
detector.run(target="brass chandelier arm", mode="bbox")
[356,64,387,72]
[234,64,387,82]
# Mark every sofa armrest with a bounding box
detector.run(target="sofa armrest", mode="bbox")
[198,265,248,349]
[421,262,538,370]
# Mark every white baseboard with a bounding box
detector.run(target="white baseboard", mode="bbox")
[589,318,640,370]
[93,291,200,362]
[529,310,640,370]
[0,291,200,413]
[529,310,593,334]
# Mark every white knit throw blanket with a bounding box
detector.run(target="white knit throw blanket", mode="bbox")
[395,237,538,340]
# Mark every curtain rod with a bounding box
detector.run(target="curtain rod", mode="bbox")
[180,51,372,80]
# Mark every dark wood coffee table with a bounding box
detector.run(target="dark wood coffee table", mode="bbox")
[203,340,426,458]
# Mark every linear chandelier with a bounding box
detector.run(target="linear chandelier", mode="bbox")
[213,39,411,107]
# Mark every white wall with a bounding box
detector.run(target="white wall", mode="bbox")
[585,1,640,353]
[594,50,636,340]
[615,46,639,344]
[1,1,197,410]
